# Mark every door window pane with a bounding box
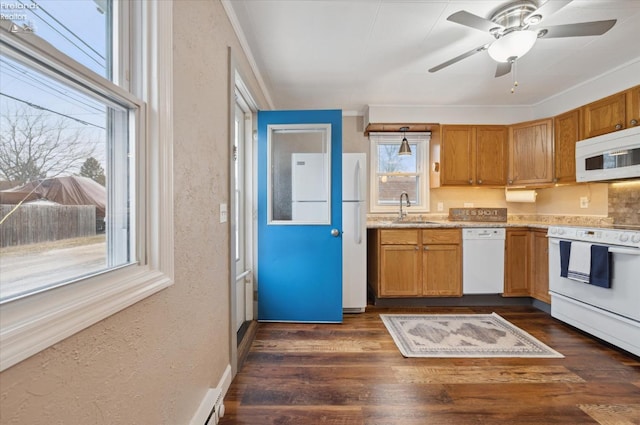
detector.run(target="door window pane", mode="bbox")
[267,125,330,224]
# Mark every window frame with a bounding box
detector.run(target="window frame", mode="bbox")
[0,1,174,371]
[369,132,430,214]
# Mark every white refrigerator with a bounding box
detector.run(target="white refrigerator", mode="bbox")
[291,153,329,222]
[342,153,367,313]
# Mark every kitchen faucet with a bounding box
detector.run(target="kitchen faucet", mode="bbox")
[398,192,411,220]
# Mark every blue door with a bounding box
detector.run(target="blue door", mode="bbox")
[257,110,342,322]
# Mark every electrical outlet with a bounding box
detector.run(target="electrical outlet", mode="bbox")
[580,197,589,209]
[220,203,228,222]
[464,202,474,207]
[437,202,444,212]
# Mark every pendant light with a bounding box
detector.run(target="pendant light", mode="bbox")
[398,127,411,156]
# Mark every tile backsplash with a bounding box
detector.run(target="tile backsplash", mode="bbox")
[608,182,640,225]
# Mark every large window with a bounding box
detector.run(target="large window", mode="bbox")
[0,0,135,300]
[369,132,430,213]
[0,1,173,371]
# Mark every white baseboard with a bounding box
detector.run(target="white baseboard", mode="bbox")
[190,364,233,425]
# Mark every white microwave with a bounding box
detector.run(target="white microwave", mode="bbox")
[576,125,640,182]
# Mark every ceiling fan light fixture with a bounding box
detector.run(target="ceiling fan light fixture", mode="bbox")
[487,30,537,62]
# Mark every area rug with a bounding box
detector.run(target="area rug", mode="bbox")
[380,313,564,358]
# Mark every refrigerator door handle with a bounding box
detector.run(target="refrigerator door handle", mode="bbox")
[355,202,362,245]
[354,159,361,202]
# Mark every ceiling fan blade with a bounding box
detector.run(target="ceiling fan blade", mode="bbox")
[428,44,488,73]
[525,0,572,25]
[447,10,502,32]
[495,61,512,78]
[539,20,616,38]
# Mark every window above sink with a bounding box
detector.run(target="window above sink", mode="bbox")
[369,132,430,213]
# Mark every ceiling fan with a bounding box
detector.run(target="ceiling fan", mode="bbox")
[428,0,617,78]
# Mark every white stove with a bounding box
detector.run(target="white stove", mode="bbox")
[547,226,640,248]
[547,225,640,357]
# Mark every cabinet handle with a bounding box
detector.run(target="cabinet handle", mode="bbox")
[478,179,483,184]
[415,246,419,251]
[615,123,623,130]
[508,179,513,185]
[631,119,638,126]
[468,179,473,184]
[424,246,429,251]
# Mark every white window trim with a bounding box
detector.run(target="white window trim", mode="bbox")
[0,1,174,372]
[369,132,430,214]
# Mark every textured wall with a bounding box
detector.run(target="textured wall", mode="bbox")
[0,2,268,424]
[608,181,640,225]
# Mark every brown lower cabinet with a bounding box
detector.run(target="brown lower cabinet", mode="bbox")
[369,227,549,302]
[504,228,550,303]
[368,228,462,298]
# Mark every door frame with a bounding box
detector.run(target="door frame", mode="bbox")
[229,54,260,375]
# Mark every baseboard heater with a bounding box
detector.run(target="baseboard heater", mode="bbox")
[191,387,225,425]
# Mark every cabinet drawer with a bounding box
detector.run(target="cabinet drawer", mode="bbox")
[380,229,419,245]
[422,229,461,244]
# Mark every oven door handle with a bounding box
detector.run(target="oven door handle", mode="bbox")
[549,238,640,256]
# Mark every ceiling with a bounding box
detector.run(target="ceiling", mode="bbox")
[225,0,640,114]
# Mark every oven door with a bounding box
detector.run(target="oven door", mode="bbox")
[548,238,640,322]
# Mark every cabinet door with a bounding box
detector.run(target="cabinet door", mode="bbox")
[508,118,554,185]
[504,229,530,296]
[441,126,474,185]
[380,245,421,297]
[422,244,462,296]
[582,92,626,138]
[530,230,550,303]
[554,109,580,184]
[475,126,507,186]
[627,85,640,129]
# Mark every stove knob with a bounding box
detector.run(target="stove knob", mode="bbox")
[558,228,565,235]
[549,228,557,235]
[620,233,629,242]
[632,234,640,243]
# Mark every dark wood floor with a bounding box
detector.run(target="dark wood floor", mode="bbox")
[220,306,640,425]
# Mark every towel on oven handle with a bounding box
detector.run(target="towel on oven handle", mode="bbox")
[567,241,592,283]
[590,245,612,288]
[559,240,611,288]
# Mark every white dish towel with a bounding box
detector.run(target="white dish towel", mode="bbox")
[567,242,592,283]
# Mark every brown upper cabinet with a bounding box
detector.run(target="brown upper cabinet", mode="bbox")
[553,108,581,184]
[582,85,640,139]
[627,85,640,129]
[507,118,554,186]
[440,125,507,186]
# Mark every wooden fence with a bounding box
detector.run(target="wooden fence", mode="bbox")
[0,204,96,247]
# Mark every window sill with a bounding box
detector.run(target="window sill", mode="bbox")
[0,265,172,371]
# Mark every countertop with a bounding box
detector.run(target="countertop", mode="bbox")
[367,219,549,230]
[366,214,615,230]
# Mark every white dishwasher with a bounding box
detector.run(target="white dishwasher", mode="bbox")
[462,228,506,294]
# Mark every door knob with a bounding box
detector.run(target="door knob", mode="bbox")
[330,228,341,237]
